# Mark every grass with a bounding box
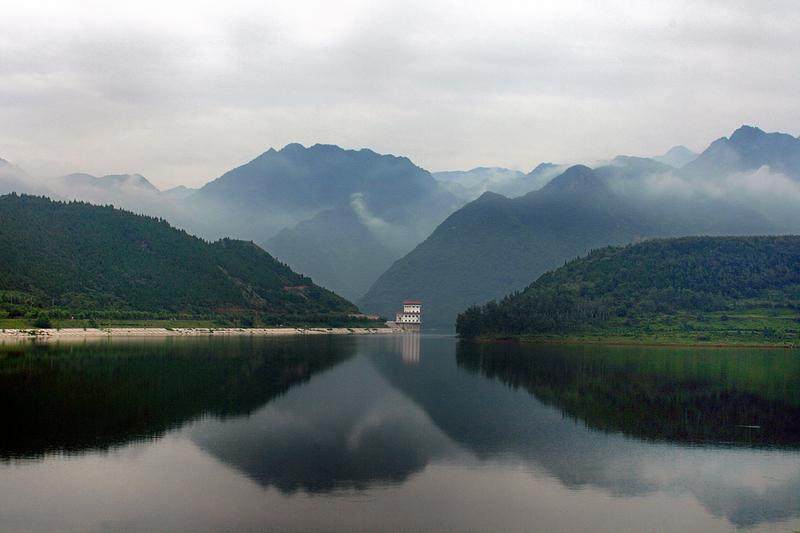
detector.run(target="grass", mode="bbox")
[490,309,800,347]
[1,318,227,330]
[0,318,387,330]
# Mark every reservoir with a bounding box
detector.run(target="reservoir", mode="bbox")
[1,335,798,532]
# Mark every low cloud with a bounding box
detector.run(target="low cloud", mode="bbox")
[609,165,800,230]
[1,1,799,187]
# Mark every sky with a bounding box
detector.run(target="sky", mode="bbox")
[1,0,799,189]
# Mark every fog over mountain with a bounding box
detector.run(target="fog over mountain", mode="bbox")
[434,163,566,201]
[0,158,50,197]
[617,126,800,230]
[180,143,460,299]
[361,126,797,326]
[3,124,800,313]
[682,125,800,181]
[652,146,697,168]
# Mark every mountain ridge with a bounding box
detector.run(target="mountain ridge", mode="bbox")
[456,235,800,344]
[0,194,359,324]
[360,142,786,327]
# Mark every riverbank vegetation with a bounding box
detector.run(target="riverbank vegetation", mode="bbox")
[456,236,800,345]
[0,195,382,328]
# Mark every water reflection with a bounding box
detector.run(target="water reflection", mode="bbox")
[455,341,800,447]
[400,332,421,365]
[1,336,799,530]
[0,336,354,460]
[374,340,800,528]
[189,354,457,493]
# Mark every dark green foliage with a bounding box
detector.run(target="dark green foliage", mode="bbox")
[31,312,52,329]
[455,341,800,447]
[0,194,360,323]
[456,236,800,338]
[0,336,354,459]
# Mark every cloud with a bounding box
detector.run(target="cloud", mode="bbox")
[0,0,799,187]
[350,192,408,247]
[607,164,800,230]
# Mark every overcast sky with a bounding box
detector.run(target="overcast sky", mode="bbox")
[1,0,799,188]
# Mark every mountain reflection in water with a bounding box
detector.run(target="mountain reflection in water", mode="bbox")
[1,335,799,531]
[0,336,354,460]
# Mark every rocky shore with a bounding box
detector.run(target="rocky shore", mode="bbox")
[0,326,398,342]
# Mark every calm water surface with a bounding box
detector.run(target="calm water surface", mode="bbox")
[1,335,799,532]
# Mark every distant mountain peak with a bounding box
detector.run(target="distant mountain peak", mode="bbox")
[540,165,600,194]
[280,142,307,152]
[652,145,697,168]
[474,190,508,203]
[611,155,656,166]
[528,162,556,175]
[664,145,694,156]
[551,164,592,177]
[62,172,159,193]
[729,125,765,143]
[682,125,800,181]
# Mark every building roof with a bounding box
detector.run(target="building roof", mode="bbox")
[403,300,422,304]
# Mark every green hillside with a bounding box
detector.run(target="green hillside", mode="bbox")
[0,194,363,326]
[457,236,800,344]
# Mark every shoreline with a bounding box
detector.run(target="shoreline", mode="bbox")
[0,326,399,342]
[473,335,799,349]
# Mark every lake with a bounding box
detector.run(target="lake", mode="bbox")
[1,334,799,532]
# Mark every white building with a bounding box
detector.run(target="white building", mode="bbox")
[403,302,421,314]
[394,300,422,330]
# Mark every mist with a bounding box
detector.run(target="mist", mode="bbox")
[607,163,800,232]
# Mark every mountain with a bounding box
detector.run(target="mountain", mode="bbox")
[653,145,697,168]
[520,162,563,192]
[360,165,656,326]
[56,172,163,207]
[433,163,563,201]
[434,167,525,200]
[682,125,800,180]
[434,167,525,187]
[360,157,780,328]
[51,172,187,220]
[161,185,197,201]
[189,143,457,240]
[456,236,800,344]
[0,194,358,324]
[185,143,460,300]
[60,172,160,194]
[0,158,49,196]
[266,206,398,299]
[598,155,673,180]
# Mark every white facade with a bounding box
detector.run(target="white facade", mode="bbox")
[394,301,422,329]
[395,312,421,324]
[403,303,421,314]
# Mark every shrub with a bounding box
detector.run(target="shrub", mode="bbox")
[32,313,52,328]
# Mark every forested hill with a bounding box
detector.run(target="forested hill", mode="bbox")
[0,194,359,324]
[456,236,800,343]
[360,164,663,327]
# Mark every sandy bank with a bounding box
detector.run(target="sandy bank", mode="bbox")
[0,326,398,342]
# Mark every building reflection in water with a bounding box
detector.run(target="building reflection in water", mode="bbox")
[401,332,421,365]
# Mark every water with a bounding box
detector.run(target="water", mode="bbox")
[1,335,799,532]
